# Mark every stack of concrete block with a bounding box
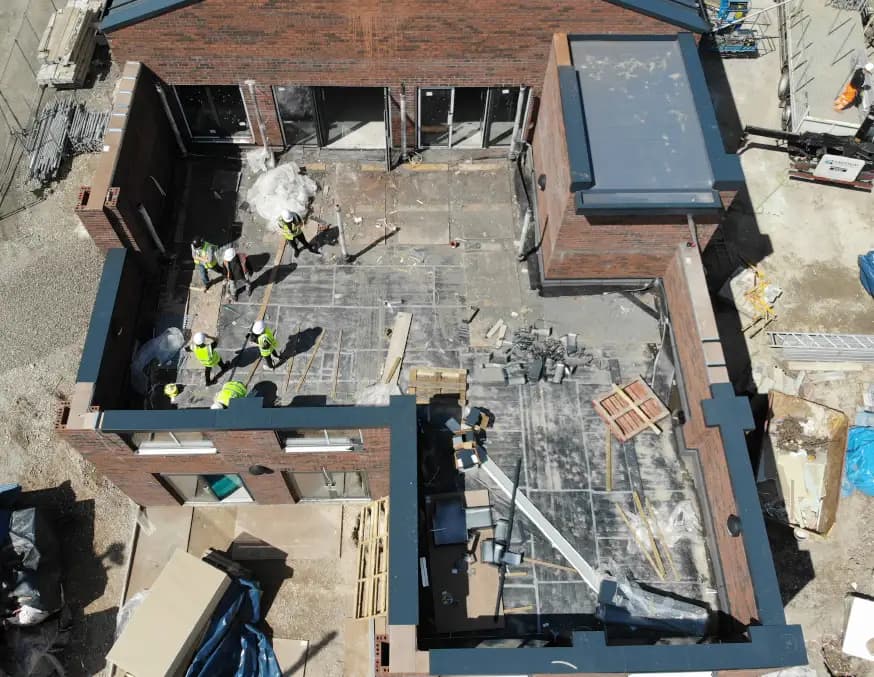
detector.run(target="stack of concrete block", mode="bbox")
[36,1,103,88]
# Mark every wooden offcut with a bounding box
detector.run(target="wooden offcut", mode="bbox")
[295,329,326,393]
[592,378,669,442]
[407,366,468,405]
[355,497,389,619]
[381,312,412,384]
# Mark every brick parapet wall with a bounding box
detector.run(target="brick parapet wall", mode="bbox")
[58,424,392,506]
[662,247,757,626]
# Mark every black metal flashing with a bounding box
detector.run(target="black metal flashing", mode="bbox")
[604,0,711,33]
[100,0,202,33]
[676,32,745,192]
[558,66,594,191]
[76,248,127,383]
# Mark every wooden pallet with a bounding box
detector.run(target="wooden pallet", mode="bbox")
[592,378,669,443]
[407,367,468,405]
[355,497,389,619]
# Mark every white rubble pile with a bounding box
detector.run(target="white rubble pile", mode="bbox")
[246,162,317,226]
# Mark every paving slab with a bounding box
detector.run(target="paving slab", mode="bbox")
[392,208,450,245]
[451,202,516,241]
[126,507,193,600]
[232,504,341,560]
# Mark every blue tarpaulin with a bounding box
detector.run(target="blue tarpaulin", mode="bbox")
[185,577,280,677]
[843,426,874,496]
[858,251,874,296]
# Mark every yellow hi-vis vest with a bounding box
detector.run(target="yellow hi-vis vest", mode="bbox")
[194,244,217,268]
[215,381,247,407]
[193,342,221,367]
[278,217,303,240]
[257,328,278,357]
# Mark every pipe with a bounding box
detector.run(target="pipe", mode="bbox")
[138,203,166,255]
[517,208,533,260]
[400,84,407,162]
[245,79,269,155]
[154,83,187,156]
[509,85,527,160]
[687,213,699,250]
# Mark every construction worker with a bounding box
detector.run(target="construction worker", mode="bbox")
[211,380,247,409]
[222,247,252,302]
[278,209,321,258]
[191,237,220,291]
[834,63,874,111]
[247,320,280,370]
[185,332,228,386]
[163,383,179,404]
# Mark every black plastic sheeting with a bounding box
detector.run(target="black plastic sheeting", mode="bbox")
[0,483,69,677]
[186,577,280,677]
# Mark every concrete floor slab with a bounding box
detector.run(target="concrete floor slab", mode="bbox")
[187,506,237,557]
[392,169,451,206]
[452,203,515,241]
[449,168,513,206]
[392,208,450,245]
[233,504,342,560]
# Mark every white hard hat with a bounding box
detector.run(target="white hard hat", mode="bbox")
[252,320,265,334]
[223,248,236,262]
[210,402,223,410]
[193,332,206,345]
[865,63,874,73]
[281,209,295,222]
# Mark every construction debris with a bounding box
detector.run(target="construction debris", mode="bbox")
[36,1,100,88]
[718,265,781,335]
[476,325,589,385]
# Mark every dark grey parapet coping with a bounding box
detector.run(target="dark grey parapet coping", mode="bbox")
[558,65,594,192]
[605,0,711,33]
[100,393,415,433]
[677,32,745,192]
[100,0,202,33]
[429,625,806,674]
[702,382,790,627]
[76,248,127,384]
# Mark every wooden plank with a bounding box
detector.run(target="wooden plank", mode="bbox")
[633,490,665,578]
[332,329,343,400]
[646,498,677,580]
[381,312,412,385]
[295,329,326,393]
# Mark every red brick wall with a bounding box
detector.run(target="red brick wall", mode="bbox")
[662,249,757,626]
[104,0,683,149]
[59,424,391,506]
[76,62,177,257]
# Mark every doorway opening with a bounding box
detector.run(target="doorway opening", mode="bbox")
[417,86,527,149]
[284,469,370,501]
[273,86,388,150]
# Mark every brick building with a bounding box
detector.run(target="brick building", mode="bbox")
[56,0,810,674]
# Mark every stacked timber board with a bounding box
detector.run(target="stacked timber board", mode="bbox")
[36,2,101,88]
[407,367,468,406]
[355,497,389,619]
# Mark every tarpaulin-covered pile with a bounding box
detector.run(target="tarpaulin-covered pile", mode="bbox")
[186,577,280,677]
[0,483,69,677]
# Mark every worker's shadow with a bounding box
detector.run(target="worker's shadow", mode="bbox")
[250,381,279,407]
[282,327,324,361]
[250,261,297,292]
[232,346,261,369]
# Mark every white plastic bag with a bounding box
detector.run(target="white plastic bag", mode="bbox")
[246,162,317,224]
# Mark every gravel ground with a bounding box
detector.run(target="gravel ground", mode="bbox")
[0,54,135,675]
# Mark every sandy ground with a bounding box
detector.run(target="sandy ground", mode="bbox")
[0,7,134,673]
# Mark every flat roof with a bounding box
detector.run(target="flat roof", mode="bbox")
[568,36,718,211]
